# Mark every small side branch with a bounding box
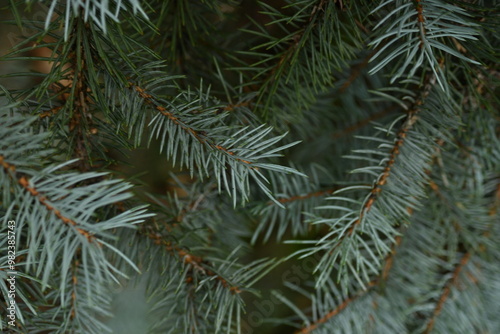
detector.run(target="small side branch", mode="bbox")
[145,231,241,294]
[297,226,407,333]
[0,155,95,242]
[128,82,255,167]
[295,281,377,334]
[254,0,330,99]
[424,252,471,334]
[356,74,436,226]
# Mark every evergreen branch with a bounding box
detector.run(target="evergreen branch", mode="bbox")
[144,230,242,294]
[256,0,328,92]
[370,0,481,88]
[66,19,94,172]
[237,0,364,123]
[295,227,406,333]
[1,111,151,317]
[126,80,304,205]
[141,223,279,333]
[128,81,251,164]
[304,74,446,291]
[295,281,377,334]
[423,252,471,334]
[16,175,95,242]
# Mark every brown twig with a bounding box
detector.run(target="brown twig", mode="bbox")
[70,259,80,320]
[66,22,95,172]
[415,0,427,48]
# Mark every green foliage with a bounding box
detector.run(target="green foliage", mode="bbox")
[0,0,499,333]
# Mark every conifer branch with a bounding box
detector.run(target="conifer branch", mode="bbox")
[295,281,376,334]
[257,0,329,91]
[424,252,471,334]
[325,74,436,250]
[1,155,96,242]
[18,176,96,243]
[296,226,406,333]
[128,82,247,163]
[144,229,241,294]
[124,79,304,205]
[356,73,436,219]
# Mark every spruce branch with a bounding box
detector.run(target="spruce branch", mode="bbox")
[143,229,242,295]
[296,73,455,291]
[237,0,365,124]
[125,80,305,206]
[370,0,481,89]
[294,286,372,334]
[293,226,406,333]
[424,252,471,334]
[1,1,498,332]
